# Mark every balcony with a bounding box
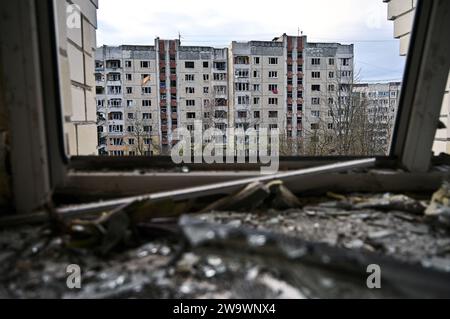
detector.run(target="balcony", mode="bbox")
[287,58,293,65]
[160,101,167,107]
[161,113,168,120]
[170,87,177,94]
[170,61,177,68]
[297,58,304,65]
[171,100,177,107]
[172,113,178,120]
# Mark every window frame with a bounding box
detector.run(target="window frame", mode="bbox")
[2,0,450,214]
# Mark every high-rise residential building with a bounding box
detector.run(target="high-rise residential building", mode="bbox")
[384,0,450,154]
[95,41,229,156]
[56,0,99,156]
[353,82,402,154]
[303,42,354,151]
[95,45,160,156]
[95,34,354,156]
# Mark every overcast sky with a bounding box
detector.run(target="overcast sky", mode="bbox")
[97,0,408,83]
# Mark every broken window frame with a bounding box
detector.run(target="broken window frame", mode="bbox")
[2,0,450,214]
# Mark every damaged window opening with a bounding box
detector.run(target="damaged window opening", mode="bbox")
[2,0,450,301]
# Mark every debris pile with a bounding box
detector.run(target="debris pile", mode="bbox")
[1,179,450,298]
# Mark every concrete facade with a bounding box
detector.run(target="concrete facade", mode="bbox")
[353,82,402,153]
[55,0,99,156]
[303,42,354,144]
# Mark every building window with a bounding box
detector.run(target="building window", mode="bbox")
[143,126,152,132]
[254,97,260,105]
[127,100,134,107]
[109,125,123,133]
[312,85,321,92]
[268,98,278,105]
[254,111,260,118]
[312,71,321,79]
[203,61,209,68]
[126,87,133,94]
[235,69,249,78]
[328,123,334,130]
[185,61,195,68]
[213,73,227,81]
[238,111,247,118]
[328,84,335,92]
[186,100,195,107]
[235,83,249,92]
[329,58,335,65]
[203,74,210,81]
[269,111,278,118]
[126,74,132,81]
[203,87,209,94]
[312,98,320,105]
[268,71,278,78]
[125,60,132,68]
[108,86,122,95]
[254,57,260,65]
[187,112,196,119]
[238,96,250,105]
[140,61,150,68]
[234,56,250,65]
[253,84,260,92]
[341,58,351,66]
[269,57,278,65]
[268,84,278,93]
[185,74,195,81]
[142,100,152,107]
[311,110,320,117]
[311,58,321,65]
[186,87,195,94]
[341,71,352,77]
[311,123,319,130]
[142,87,152,95]
[142,113,152,120]
[128,113,134,120]
[128,138,135,145]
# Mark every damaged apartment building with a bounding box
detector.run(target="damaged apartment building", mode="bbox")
[95,41,229,156]
[96,35,363,156]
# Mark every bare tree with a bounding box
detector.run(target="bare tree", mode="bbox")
[302,68,390,156]
[127,111,161,156]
